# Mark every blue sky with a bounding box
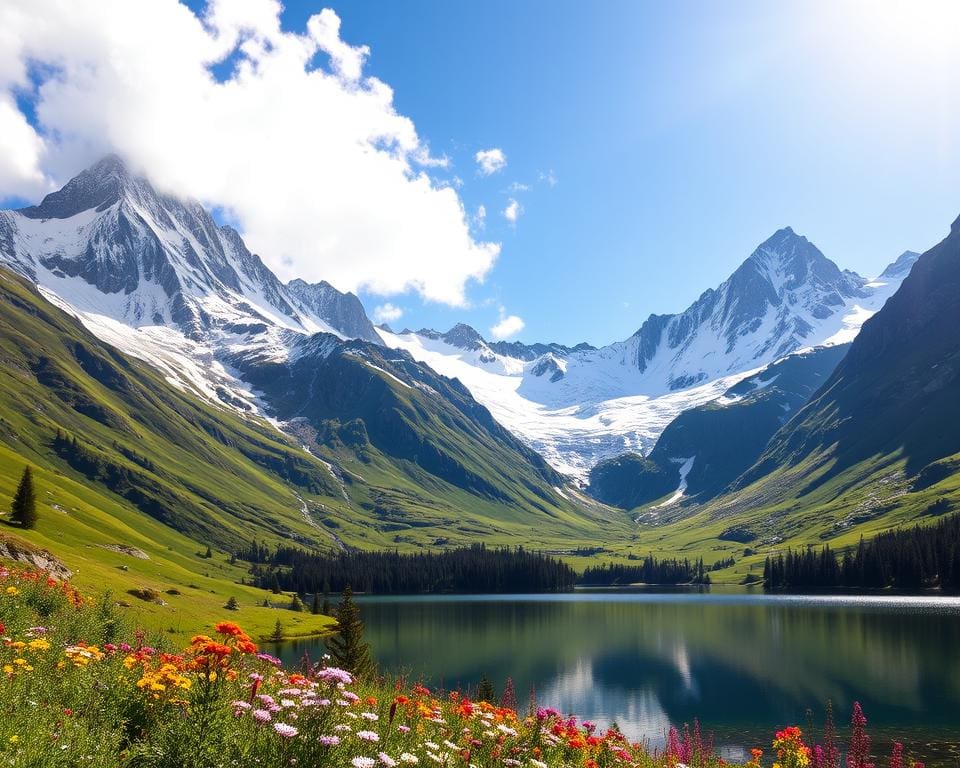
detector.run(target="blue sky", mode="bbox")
[6,1,960,346]
[307,0,960,344]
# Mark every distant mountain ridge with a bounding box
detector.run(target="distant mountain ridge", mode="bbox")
[381,230,917,476]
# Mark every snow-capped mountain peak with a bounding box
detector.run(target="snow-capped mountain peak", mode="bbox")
[1,155,381,341]
[0,155,382,408]
[879,250,921,280]
[380,227,918,478]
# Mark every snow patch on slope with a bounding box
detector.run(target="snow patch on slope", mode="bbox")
[380,327,755,480]
[653,456,695,508]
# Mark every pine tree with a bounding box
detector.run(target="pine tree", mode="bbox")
[311,592,321,615]
[325,586,375,679]
[203,545,213,559]
[10,466,38,529]
[476,674,495,703]
[224,596,240,611]
[289,593,305,612]
[270,618,284,642]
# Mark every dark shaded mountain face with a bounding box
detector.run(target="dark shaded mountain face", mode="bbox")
[740,216,960,491]
[231,334,567,504]
[587,344,850,509]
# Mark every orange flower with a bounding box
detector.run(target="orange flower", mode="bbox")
[214,622,244,637]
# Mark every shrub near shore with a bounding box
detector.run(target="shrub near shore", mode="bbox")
[0,565,926,768]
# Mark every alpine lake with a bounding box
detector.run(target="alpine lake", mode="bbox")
[277,589,960,766]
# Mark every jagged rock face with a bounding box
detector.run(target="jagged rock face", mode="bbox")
[630,228,871,385]
[287,279,379,343]
[441,322,487,350]
[530,353,566,382]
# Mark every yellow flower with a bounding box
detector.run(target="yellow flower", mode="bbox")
[27,638,50,651]
[8,735,17,744]
[2,665,12,674]
[5,586,19,596]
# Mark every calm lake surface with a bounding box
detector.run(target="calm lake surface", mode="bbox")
[279,590,960,765]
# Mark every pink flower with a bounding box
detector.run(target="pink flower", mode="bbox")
[274,722,298,738]
[357,730,379,742]
[252,709,272,723]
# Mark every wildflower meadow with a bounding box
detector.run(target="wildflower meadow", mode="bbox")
[0,565,928,768]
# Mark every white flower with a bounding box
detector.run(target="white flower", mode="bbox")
[399,755,419,765]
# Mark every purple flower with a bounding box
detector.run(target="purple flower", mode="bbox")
[252,709,272,723]
[317,666,354,685]
[357,730,379,742]
[352,759,376,768]
[318,735,341,746]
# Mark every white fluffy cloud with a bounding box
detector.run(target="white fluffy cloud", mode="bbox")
[372,302,403,324]
[0,0,498,306]
[503,198,523,224]
[475,148,507,176]
[490,308,525,340]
